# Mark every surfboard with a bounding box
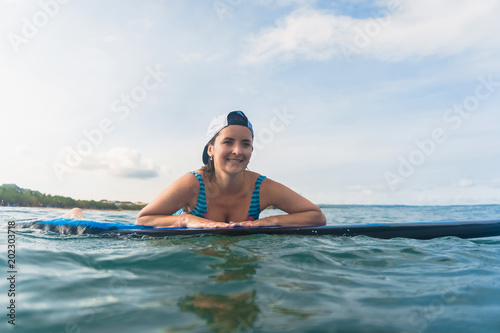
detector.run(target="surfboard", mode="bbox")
[19,218,500,239]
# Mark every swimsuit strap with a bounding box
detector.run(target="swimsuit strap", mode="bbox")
[248,175,267,220]
[173,171,207,218]
[187,171,207,218]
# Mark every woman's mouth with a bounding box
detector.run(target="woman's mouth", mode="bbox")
[227,158,243,164]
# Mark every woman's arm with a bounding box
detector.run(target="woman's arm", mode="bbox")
[137,212,233,229]
[235,178,326,227]
[135,173,233,228]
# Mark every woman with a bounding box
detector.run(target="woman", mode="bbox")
[136,110,326,228]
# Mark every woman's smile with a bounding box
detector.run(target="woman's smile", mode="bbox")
[227,157,244,163]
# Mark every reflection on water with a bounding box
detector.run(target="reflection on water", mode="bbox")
[179,291,258,333]
[178,238,261,332]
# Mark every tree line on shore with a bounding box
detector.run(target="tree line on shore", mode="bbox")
[0,184,146,211]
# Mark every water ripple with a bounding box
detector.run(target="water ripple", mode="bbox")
[2,206,500,332]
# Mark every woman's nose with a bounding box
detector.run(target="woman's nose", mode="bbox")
[232,143,242,155]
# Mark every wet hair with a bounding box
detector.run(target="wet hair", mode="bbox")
[201,133,219,180]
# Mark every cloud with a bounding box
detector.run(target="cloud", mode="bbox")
[490,179,500,188]
[79,147,165,179]
[102,35,116,43]
[258,0,317,6]
[458,178,476,188]
[177,52,203,64]
[345,185,382,196]
[243,0,500,64]
[243,9,349,64]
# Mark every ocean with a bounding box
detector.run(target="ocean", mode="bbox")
[1,205,500,333]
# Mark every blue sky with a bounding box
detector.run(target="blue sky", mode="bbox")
[1,0,499,205]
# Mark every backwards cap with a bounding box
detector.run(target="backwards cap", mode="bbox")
[202,110,253,165]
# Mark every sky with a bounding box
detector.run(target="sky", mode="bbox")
[1,0,499,205]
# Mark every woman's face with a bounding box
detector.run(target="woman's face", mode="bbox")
[208,125,253,174]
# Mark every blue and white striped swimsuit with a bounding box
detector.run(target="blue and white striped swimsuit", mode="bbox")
[174,171,266,221]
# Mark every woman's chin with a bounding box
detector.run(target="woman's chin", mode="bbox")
[222,160,248,172]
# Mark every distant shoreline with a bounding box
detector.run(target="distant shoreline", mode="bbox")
[0,206,143,212]
[0,184,146,211]
[0,203,146,211]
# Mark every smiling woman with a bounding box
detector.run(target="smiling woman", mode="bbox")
[135,110,326,228]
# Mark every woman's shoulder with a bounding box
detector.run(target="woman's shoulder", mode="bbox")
[192,169,204,176]
[173,171,203,189]
[245,170,262,177]
[244,170,267,183]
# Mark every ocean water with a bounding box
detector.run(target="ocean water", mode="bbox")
[1,205,500,333]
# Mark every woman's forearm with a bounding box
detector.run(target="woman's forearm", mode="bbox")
[136,212,235,228]
[257,210,326,227]
[135,214,181,227]
[136,210,326,228]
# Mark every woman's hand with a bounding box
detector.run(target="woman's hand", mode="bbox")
[231,210,326,228]
[177,212,235,229]
[231,216,279,228]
